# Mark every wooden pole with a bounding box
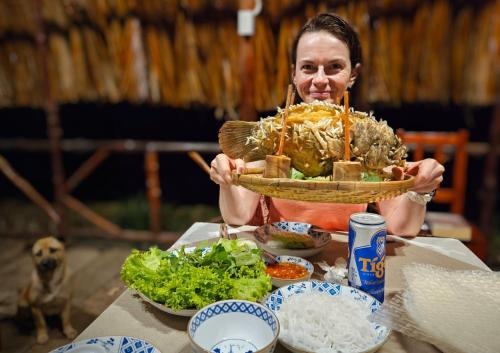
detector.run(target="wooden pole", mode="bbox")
[187,151,211,175]
[34,0,67,237]
[277,85,294,156]
[480,91,500,241]
[64,148,110,192]
[62,195,123,237]
[0,154,60,223]
[145,150,162,234]
[343,91,350,161]
[239,0,258,121]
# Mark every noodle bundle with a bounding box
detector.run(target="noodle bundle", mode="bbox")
[277,292,377,353]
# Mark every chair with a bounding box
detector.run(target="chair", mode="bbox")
[397,129,488,261]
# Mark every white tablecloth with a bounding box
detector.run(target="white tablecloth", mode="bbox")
[75,222,489,353]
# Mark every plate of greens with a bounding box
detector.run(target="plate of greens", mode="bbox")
[121,239,272,317]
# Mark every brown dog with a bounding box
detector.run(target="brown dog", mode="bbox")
[19,236,77,344]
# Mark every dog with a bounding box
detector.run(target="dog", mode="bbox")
[19,236,77,344]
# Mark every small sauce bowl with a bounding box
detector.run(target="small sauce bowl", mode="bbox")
[265,255,314,287]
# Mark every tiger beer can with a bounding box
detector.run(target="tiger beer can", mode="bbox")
[347,212,386,303]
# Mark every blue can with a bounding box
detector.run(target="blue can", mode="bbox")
[348,212,386,303]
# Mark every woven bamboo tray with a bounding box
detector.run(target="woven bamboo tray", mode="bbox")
[232,170,415,203]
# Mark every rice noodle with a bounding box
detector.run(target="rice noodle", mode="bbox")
[277,292,377,353]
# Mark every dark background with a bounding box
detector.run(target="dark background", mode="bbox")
[0,103,494,223]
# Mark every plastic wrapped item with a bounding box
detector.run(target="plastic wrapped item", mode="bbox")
[318,257,348,285]
[372,263,500,353]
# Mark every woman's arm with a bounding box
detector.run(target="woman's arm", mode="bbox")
[210,154,264,225]
[379,158,444,235]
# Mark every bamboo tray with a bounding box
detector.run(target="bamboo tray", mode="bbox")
[232,170,415,203]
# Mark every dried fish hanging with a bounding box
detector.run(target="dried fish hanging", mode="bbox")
[451,6,473,105]
[275,17,301,107]
[465,1,498,106]
[144,25,177,106]
[195,21,215,106]
[349,1,370,106]
[65,0,109,32]
[402,2,428,103]
[204,25,224,109]
[218,19,240,119]
[418,0,451,103]
[388,17,405,105]
[42,0,69,29]
[120,17,149,103]
[254,16,277,110]
[69,27,96,101]
[0,45,14,107]
[174,12,206,106]
[82,27,120,102]
[2,1,37,36]
[105,19,124,101]
[48,33,78,103]
[7,41,43,107]
[368,18,391,104]
[145,26,165,104]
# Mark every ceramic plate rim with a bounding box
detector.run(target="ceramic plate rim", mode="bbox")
[49,335,161,353]
[264,280,391,353]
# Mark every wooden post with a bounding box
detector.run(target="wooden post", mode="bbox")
[480,93,500,241]
[239,0,258,121]
[145,150,162,234]
[34,0,67,237]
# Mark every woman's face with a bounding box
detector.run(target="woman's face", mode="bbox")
[293,31,356,104]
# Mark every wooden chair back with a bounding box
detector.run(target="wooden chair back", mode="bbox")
[397,129,469,214]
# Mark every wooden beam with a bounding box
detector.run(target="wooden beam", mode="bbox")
[0,154,60,223]
[0,139,221,154]
[65,148,110,192]
[145,150,162,234]
[187,151,211,175]
[62,195,123,237]
[34,0,67,236]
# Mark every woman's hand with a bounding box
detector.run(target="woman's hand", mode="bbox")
[407,158,445,194]
[210,154,245,186]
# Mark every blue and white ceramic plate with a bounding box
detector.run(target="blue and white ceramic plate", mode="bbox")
[265,281,390,353]
[255,222,332,258]
[50,336,161,353]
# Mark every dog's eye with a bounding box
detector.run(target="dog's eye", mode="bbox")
[49,247,58,254]
[35,250,42,257]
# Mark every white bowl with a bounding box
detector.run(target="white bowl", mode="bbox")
[188,299,280,353]
[265,281,390,353]
[267,256,314,287]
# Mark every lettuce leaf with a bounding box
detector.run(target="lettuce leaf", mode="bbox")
[120,240,271,310]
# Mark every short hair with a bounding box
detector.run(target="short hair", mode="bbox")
[291,13,362,68]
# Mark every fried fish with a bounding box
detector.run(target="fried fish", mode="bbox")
[219,101,407,177]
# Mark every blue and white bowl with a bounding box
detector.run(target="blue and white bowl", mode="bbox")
[254,222,332,258]
[268,256,314,288]
[188,299,279,353]
[265,281,390,353]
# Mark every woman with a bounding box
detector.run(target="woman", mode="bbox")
[210,13,444,235]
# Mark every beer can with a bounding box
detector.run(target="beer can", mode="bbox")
[347,212,386,303]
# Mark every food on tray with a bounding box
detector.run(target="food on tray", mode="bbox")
[120,239,272,310]
[277,291,378,352]
[254,222,331,249]
[219,100,407,177]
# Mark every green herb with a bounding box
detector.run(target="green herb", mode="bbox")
[362,172,383,182]
[290,168,305,180]
[120,239,271,310]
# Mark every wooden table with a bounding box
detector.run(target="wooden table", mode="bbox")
[75,222,490,353]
